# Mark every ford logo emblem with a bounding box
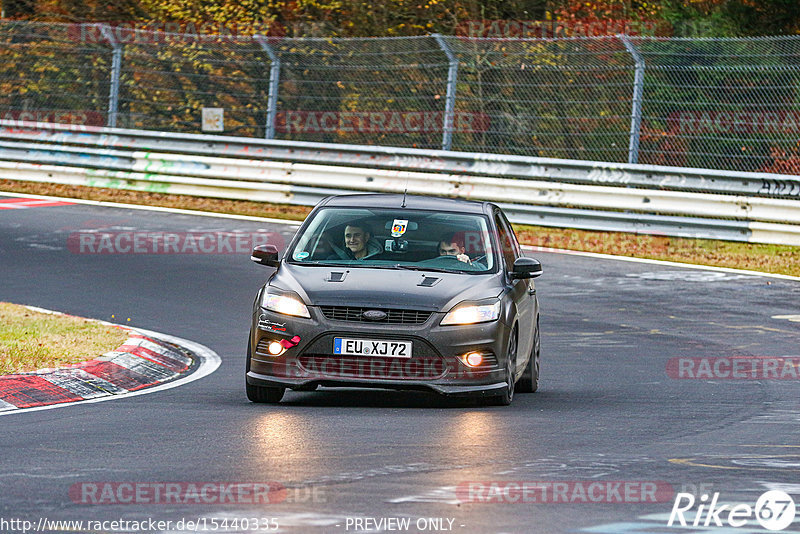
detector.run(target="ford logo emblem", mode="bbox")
[362,310,387,321]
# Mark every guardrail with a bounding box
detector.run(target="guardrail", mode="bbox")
[1,120,799,246]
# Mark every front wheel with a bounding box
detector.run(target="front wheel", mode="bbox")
[518,316,540,393]
[487,328,517,406]
[245,333,285,404]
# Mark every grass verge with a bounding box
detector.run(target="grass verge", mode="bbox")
[0,302,130,375]
[2,180,800,278]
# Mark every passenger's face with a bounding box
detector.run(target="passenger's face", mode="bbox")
[438,241,460,256]
[345,226,368,256]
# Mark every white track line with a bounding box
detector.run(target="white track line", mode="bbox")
[1,190,797,281]
[0,190,301,225]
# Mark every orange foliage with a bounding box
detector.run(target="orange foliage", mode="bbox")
[759,147,800,175]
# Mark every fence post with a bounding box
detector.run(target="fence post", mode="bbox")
[97,24,122,129]
[255,35,281,140]
[619,34,645,165]
[433,34,458,151]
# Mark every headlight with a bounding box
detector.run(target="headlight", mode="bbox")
[441,300,500,326]
[261,291,310,318]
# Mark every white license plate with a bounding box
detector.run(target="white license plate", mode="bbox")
[333,338,412,358]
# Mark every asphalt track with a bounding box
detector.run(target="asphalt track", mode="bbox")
[1,194,800,534]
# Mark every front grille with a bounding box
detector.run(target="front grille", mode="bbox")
[298,354,446,380]
[467,352,499,369]
[318,306,432,324]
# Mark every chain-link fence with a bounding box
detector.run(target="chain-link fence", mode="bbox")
[1,21,799,175]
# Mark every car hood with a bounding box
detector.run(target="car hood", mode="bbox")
[272,264,502,312]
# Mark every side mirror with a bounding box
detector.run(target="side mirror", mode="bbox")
[251,244,280,267]
[511,257,542,279]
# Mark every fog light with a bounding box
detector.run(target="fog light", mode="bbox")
[464,352,483,367]
[267,341,285,356]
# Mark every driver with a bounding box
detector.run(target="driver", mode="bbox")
[438,232,472,264]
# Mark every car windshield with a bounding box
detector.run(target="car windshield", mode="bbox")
[287,207,496,273]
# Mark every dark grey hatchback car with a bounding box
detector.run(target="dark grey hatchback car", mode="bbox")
[246,194,542,405]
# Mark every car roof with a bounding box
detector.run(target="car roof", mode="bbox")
[319,194,492,214]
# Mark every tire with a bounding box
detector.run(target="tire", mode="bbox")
[518,316,540,393]
[487,328,517,406]
[245,333,285,404]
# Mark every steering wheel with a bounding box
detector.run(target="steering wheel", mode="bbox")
[425,254,465,263]
[429,254,484,270]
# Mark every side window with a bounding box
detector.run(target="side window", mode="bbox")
[494,212,516,271]
[499,211,522,257]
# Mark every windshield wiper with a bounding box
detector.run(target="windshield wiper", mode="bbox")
[288,260,358,267]
[318,263,401,270]
[292,262,462,273]
[392,264,460,274]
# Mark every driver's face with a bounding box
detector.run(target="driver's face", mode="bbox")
[438,241,460,256]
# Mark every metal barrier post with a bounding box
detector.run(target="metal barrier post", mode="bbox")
[255,36,281,140]
[97,24,122,129]
[433,34,458,151]
[619,34,645,165]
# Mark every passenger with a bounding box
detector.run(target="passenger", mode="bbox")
[438,232,472,264]
[343,223,382,260]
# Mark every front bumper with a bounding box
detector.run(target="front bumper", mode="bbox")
[247,305,512,397]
